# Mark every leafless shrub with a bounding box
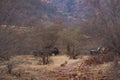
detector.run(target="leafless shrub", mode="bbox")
[6,63,13,74]
[0,26,14,60]
[83,53,114,66]
[30,24,61,65]
[59,27,87,59]
[82,0,120,66]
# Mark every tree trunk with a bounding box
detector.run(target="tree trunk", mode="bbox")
[45,54,49,64]
[42,55,46,65]
[114,52,119,67]
[69,45,76,59]
[42,49,50,65]
[7,64,13,74]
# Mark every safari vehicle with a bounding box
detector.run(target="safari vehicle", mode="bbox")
[90,47,108,55]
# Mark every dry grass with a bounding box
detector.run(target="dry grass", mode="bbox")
[0,55,81,80]
[10,55,80,70]
[0,55,119,80]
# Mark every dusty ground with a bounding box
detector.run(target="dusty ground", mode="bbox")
[0,55,119,80]
[9,55,85,70]
[0,55,86,80]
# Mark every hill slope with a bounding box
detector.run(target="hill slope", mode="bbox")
[0,0,93,26]
[0,0,57,26]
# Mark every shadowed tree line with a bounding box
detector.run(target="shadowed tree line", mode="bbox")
[82,0,120,66]
[0,0,56,26]
[0,24,87,64]
[0,0,120,66]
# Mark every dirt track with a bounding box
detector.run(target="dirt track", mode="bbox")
[0,55,119,80]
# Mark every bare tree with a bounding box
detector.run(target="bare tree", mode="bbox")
[60,27,83,59]
[31,24,60,64]
[84,0,120,65]
[0,25,33,61]
[0,25,15,60]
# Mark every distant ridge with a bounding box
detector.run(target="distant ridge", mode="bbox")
[0,0,93,26]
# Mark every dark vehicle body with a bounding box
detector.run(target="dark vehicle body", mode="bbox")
[33,47,59,57]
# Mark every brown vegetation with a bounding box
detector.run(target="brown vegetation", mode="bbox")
[60,61,68,67]
[84,53,114,66]
[82,0,120,66]
[0,0,120,80]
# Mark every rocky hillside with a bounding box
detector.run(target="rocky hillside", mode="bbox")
[43,0,94,20]
[0,0,57,26]
[0,0,93,26]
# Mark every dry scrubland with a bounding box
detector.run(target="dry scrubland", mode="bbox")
[0,55,119,80]
[0,0,120,80]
